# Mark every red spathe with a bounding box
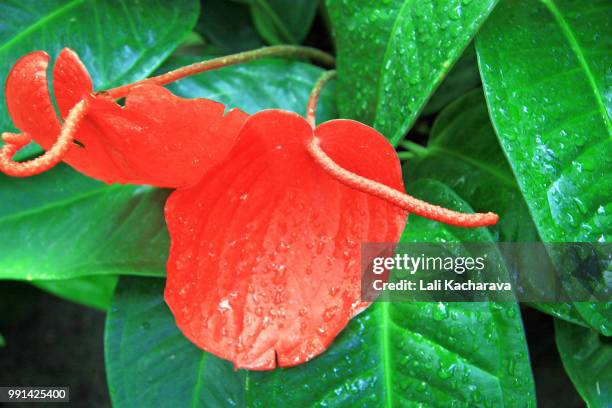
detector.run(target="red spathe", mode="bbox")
[164,110,408,369]
[5,49,247,187]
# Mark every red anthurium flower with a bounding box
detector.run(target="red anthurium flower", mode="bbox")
[164,105,498,369]
[165,111,408,369]
[2,49,246,187]
[1,48,498,370]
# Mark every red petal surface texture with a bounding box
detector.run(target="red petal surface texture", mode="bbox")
[5,49,247,187]
[5,52,62,150]
[164,110,408,369]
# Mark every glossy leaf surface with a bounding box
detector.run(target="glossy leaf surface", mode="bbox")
[477,0,611,334]
[405,90,592,329]
[33,275,118,310]
[106,181,534,406]
[249,0,318,45]
[160,55,337,122]
[556,319,612,407]
[421,47,481,116]
[399,180,535,407]
[0,0,199,133]
[0,163,170,280]
[327,0,498,144]
[405,90,536,243]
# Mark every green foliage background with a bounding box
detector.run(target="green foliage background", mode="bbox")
[0,0,609,407]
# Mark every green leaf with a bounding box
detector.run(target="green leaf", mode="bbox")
[399,181,535,406]
[530,302,589,328]
[106,277,241,407]
[476,0,611,334]
[33,275,118,310]
[249,0,318,45]
[404,89,587,327]
[106,181,534,407]
[555,319,612,407]
[421,46,481,116]
[405,90,536,243]
[197,0,265,52]
[0,163,170,281]
[0,0,199,133]
[327,0,498,144]
[159,55,337,122]
[0,333,5,347]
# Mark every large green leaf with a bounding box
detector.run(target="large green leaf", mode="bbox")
[106,277,242,407]
[106,181,534,407]
[399,181,535,406]
[405,90,536,243]
[33,275,118,310]
[0,332,4,347]
[198,0,265,53]
[404,89,591,328]
[0,0,199,133]
[476,0,611,334]
[555,319,612,407]
[160,55,337,122]
[249,0,318,45]
[327,0,498,144]
[0,163,170,281]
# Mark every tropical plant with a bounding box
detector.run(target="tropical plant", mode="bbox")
[0,0,609,407]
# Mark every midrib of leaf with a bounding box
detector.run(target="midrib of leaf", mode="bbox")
[540,0,612,136]
[244,371,251,408]
[91,0,106,71]
[0,0,86,54]
[375,0,412,129]
[426,145,516,189]
[426,101,517,189]
[0,184,122,225]
[118,0,145,49]
[191,352,210,408]
[379,302,394,408]
[187,354,254,407]
[488,302,514,406]
[253,0,297,44]
[378,300,517,405]
[115,300,129,406]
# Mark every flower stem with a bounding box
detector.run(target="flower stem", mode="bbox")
[399,139,428,157]
[306,137,499,227]
[397,151,417,161]
[306,70,336,126]
[104,46,336,100]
